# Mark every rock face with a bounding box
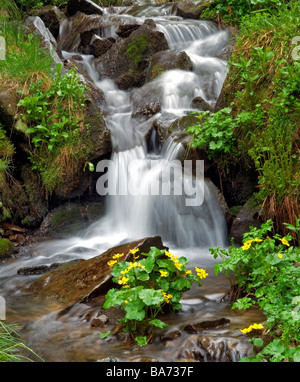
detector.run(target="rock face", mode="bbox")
[95,22,169,90]
[230,198,263,245]
[175,1,202,20]
[29,236,167,304]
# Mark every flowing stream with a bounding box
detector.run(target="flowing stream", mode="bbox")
[0,2,265,362]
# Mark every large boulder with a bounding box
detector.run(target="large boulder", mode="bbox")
[148,49,193,82]
[67,0,103,17]
[24,16,62,67]
[95,22,169,90]
[29,236,167,304]
[175,1,203,20]
[58,13,103,53]
[36,5,66,40]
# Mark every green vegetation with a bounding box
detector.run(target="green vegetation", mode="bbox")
[101,247,208,345]
[18,63,89,195]
[0,321,42,361]
[0,238,13,257]
[211,220,300,361]
[187,0,299,233]
[201,0,295,25]
[126,35,148,68]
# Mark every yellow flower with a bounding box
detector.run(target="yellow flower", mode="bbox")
[162,290,173,303]
[124,300,128,304]
[122,285,130,289]
[279,237,290,247]
[253,238,263,243]
[174,261,183,270]
[118,276,129,285]
[195,267,208,279]
[159,270,168,277]
[184,270,192,276]
[240,323,264,334]
[129,248,140,255]
[107,260,117,267]
[278,253,283,259]
[112,253,124,260]
[242,240,252,251]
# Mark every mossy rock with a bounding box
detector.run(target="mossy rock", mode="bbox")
[0,238,13,257]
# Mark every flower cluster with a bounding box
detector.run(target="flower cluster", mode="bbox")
[195,267,208,279]
[240,323,264,334]
[121,261,146,275]
[165,250,183,270]
[242,238,263,251]
[162,290,173,303]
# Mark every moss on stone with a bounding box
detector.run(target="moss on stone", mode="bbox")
[0,238,13,257]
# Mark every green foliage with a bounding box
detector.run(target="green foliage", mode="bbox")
[187,108,237,161]
[0,321,43,362]
[211,220,300,361]
[18,63,88,194]
[102,247,207,345]
[0,20,53,84]
[13,0,66,12]
[201,0,292,25]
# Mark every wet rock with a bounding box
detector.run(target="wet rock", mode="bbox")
[67,0,103,17]
[36,5,66,40]
[175,1,202,20]
[0,239,14,258]
[17,263,63,275]
[191,96,213,111]
[148,50,193,82]
[115,23,141,38]
[37,202,105,238]
[29,236,167,304]
[178,335,254,362]
[184,318,230,334]
[90,35,113,57]
[95,22,169,90]
[160,330,181,343]
[230,197,263,245]
[58,13,103,53]
[0,223,25,233]
[90,313,109,327]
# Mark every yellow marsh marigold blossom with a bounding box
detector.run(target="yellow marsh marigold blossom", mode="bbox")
[129,248,140,254]
[195,267,208,279]
[159,270,168,277]
[279,237,290,247]
[107,260,117,267]
[240,323,264,334]
[184,270,192,276]
[118,276,129,285]
[112,253,124,260]
[162,290,172,303]
[278,253,283,258]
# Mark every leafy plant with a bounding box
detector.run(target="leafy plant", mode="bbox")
[17,63,89,194]
[186,107,237,168]
[102,247,208,345]
[211,220,300,361]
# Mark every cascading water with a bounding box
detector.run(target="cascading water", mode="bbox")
[0,3,262,362]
